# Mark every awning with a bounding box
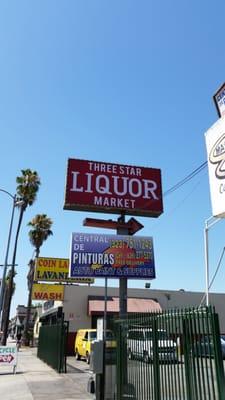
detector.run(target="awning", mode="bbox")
[88,297,161,315]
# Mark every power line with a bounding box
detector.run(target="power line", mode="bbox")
[148,161,208,230]
[164,161,207,197]
[163,162,225,307]
[199,247,225,307]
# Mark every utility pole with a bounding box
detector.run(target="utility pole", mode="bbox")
[0,192,17,337]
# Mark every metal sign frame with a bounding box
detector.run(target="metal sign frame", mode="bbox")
[213,82,225,118]
[64,158,163,217]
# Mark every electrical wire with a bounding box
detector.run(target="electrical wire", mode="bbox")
[148,163,208,231]
[159,160,225,307]
[153,160,224,307]
[199,247,225,307]
[161,160,225,308]
[164,161,207,197]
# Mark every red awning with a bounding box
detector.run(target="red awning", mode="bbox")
[88,297,161,315]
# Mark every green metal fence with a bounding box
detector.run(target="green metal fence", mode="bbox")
[113,307,225,400]
[37,320,68,373]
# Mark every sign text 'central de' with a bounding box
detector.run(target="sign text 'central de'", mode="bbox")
[69,232,155,279]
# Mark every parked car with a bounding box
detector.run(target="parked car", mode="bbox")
[127,328,177,363]
[103,329,117,349]
[193,335,225,359]
[74,329,97,363]
[74,329,116,363]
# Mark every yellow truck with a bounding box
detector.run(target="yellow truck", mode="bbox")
[74,329,97,363]
[74,328,116,363]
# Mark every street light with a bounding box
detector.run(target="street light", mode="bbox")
[0,190,17,330]
[0,190,23,332]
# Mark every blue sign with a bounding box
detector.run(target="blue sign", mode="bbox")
[69,233,155,279]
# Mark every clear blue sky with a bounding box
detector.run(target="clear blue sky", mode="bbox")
[0,1,225,316]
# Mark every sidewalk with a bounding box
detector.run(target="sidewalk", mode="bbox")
[0,344,95,400]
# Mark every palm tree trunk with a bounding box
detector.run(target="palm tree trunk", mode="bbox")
[2,206,25,345]
[23,258,36,346]
[1,283,11,339]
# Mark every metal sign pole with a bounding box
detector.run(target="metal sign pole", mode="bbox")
[116,214,129,397]
[101,277,108,400]
[82,214,145,399]
[104,277,107,338]
[117,215,129,319]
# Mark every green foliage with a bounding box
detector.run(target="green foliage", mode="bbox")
[16,169,41,207]
[24,214,53,345]
[28,214,53,254]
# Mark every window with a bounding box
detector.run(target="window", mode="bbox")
[89,331,97,341]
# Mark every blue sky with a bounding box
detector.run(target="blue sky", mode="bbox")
[0,1,225,316]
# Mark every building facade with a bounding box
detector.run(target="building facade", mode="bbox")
[38,285,225,354]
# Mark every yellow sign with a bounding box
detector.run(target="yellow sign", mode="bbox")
[32,283,64,301]
[35,257,94,284]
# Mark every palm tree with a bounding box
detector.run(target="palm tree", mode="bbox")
[23,214,53,345]
[1,169,40,345]
[28,214,53,258]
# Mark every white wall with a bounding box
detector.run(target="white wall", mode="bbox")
[62,286,225,333]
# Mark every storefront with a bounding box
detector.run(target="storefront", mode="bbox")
[38,285,225,355]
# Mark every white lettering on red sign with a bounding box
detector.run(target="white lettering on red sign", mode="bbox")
[70,172,159,200]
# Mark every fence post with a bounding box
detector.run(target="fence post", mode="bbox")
[152,317,160,400]
[64,321,69,373]
[116,322,122,400]
[211,310,225,400]
[183,317,195,400]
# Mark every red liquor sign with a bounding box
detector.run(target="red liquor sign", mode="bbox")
[64,159,163,217]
